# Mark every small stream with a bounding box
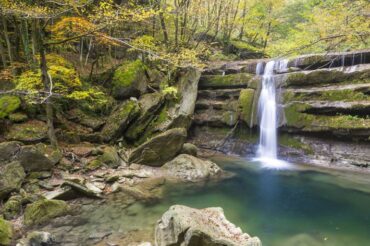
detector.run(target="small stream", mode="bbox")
[41,156,370,246]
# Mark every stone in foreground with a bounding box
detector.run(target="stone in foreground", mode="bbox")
[155,205,261,246]
[24,199,69,226]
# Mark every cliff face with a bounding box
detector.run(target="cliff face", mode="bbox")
[191,50,370,171]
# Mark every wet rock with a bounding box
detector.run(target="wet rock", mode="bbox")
[0,217,13,245]
[3,195,22,219]
[0,161,26,200]
[17,231,54,246]
[0,141,22,163]
[129,128,187,167]
[24,199,70,226]
[5,120,48,142]
[239,89,257,127]
[18,144,62,172]
[162,154,222,182]
[121,177,165,202]
[155,205,261,246]
[180,143,198,156]
[101,100,140,142]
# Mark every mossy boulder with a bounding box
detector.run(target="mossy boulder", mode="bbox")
[0,217,13,245]
[66,108,105,131]
[24,199,69,226]
[85,159,104,171]
[180,143,198,157]
[3,195,22,219]
[238,89,256,127]
[0,161,26,200]
[101,100,140,142]
[97,146,122,168]
[5,120,48,142]
[0,95,21,119]
[112,60,148,100]
[129,128,187,167]
[125,92,164,142]
[18,144,62,172]
[0,141,22,163]
[199,73,253,89]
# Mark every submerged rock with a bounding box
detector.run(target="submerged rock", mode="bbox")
[162,154,222,182]
[24,199,70,226]
[129,128,187,167]
[155,205,261,246]
[0,217,13,245]
[0,161,26,200]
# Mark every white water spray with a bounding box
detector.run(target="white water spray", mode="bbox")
[254,60,290,169]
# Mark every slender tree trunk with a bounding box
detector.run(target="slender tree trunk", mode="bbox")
[1,14,13,63]
[159,12,169,45]
[263,22,272,50]
[0,41,6,67]
[38,23,58,148]
[239,0,248,40]
[174,0,179,48]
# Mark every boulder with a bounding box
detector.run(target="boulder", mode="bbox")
[155,205,261,246]
[17,231,54,246]
[125,92,164,142]
[3,195,22,219]
[101,100,140,142]
[0,217,13,246]
[24,199,70,226]
[180,143,198,156]
[176,67,201,117]
[129,128,187,166]
[65,108,105,131]
[5,120,48,142]
[239,89,256,127]
[112,60,148,100]
[61,180,102,198]
[161,154,222,182]
[97,146,122,168]
[18,144,62,172]
[0,161,26,200]
[0,141,22,163]
[0,95,21,119]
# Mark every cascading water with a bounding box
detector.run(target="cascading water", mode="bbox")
[255,60,290,169]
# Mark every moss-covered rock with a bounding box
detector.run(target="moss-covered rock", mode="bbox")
[24,199,69,226]
[279,134,314,155]
[238,89,255,127]
[199,73,253,89]
[180,143,198,157]
[0,95,21,119]
[0,161,25,200]
[84,159,104,171]
[97,146,122,168]
[66,108,105,130]
[129,128,187,167]
[125,93,164,142]
[0,217,13,245]
[5,120,48,142]
[101,100,141,142]
[112,60,148,100]
[283,89,369,103]
[0,141,22,163]
[3,195,22,219]
[18,144,61,172]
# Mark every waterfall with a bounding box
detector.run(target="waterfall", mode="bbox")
[254,60,290,168]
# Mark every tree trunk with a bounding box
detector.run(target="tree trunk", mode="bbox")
[0,41,6,68]
[1,14,13,63]
[38,24,58,148]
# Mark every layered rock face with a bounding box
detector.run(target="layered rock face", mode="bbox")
[155,205,261,246]
[191,50,370,170]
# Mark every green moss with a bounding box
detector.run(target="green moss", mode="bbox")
[238,89,255,127]
[285,70,347,86]
[8,112,28,123]
[3,196,22,219]
[284,89,369,103]
[229,40,262,53]
[222,111,238,126]
[5,120,47,142]
[279,134,314,155]
[0,217,13,245]
[16,54,81,94]
[0,96,21,119]
[112,60,146,88]
[24,199,69,226]
[85,159,103,171]
[200,73,253,89]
